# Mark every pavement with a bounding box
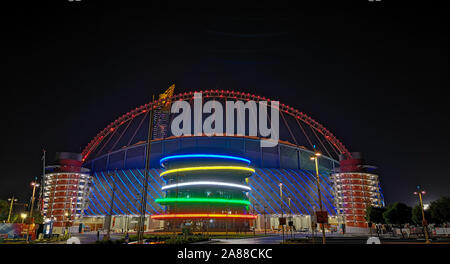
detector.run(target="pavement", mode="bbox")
[193,232,450,244]
[205,235,285,244]
[39,231,450,244]
[46,232,125,244]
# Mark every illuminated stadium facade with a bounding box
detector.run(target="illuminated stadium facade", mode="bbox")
[79,88,384,232]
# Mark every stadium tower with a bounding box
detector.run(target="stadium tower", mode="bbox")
[152,154,257,231]
[331,152,384,229]
[42,152,92,235]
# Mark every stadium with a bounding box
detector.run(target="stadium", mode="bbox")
[44,86,384,234]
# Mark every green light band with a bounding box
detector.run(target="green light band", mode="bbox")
[155,197,251,206]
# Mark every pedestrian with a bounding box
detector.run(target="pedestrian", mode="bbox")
[96,230,100,241]
[125,232,129,244]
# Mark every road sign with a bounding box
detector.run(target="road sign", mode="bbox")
[315,211,328,224]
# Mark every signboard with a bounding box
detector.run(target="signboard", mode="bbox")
[315,211,328,224]
[0,223,24,238]
[279,217,286,225]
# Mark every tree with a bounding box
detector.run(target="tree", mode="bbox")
[31,209,44,225]
[411,204,431,226]
[429,196,450,225]
[0,200,9,221]
[366,205,386,224]
[383,202,412,238]
[9,213,20,223]
[365,205,386,236]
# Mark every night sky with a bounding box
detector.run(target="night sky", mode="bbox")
[2,1,449,207]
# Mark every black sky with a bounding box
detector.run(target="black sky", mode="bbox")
[2,1,449,206]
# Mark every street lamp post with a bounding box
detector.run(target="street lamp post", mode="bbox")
[225,208,231,239]
[259,205,267,235]
[7,196,18,223]
[29,182,39,220]
[311,151,326,244]
[288,197,292,238]
[21,213,27,224]
[105,174,116,241]
[27,181,40,241]
[65,212,69,233]
[253,208,256,237]
[279,182,284,243]
[414,185,431,244]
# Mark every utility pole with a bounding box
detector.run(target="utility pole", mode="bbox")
[414,185,431,244]
[7,196,18,223]
[137,95,155,243]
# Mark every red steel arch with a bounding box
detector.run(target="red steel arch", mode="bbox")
[81,90,351,162]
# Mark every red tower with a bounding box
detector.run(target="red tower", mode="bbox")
[331,152,384,229]
[42,152,92,235]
